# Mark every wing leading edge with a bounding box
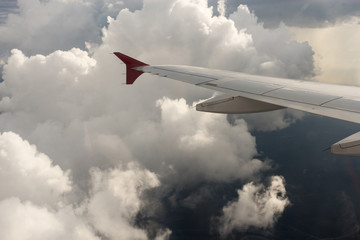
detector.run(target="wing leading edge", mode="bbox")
[113,52,360,156]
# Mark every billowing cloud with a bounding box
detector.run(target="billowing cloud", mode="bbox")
[209,0,360,28]
[0,131,71,207]
[0,47,266,238]
[0,131,167,240]
[0,0,97,56]
[0,198,99,240]
[228,5,315,79]
[87,165,170,240]
[98,0,314,130]
[0,48,265,187]
[290,19,360,86]
[0,0,143,58]
[0,0,314,186]
[0,131,97,240]
[108,1,314,79]
[0,0,318,237]
[219,176,290,235]
[145,97,265,185]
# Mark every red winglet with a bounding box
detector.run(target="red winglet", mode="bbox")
[113,52,149,84]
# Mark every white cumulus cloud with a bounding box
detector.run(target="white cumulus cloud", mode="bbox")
[0,0,143,58]
[0,0,317,237]
[219,176,290,235]
[0,132,166,240]
[0,198,99,240]
[0,131,71,207]
[87,164,162,240]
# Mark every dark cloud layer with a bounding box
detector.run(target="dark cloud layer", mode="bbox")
[209,0,360,28]
[0,0,18,24]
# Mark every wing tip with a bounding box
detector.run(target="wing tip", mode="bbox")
[113,52,149,84]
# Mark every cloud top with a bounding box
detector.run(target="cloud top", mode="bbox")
[219,176,290,235]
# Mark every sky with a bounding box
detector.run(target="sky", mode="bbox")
[0,0,359,239]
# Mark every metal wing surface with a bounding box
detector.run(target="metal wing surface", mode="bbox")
[136,65,360,124]
[114,52,360,156]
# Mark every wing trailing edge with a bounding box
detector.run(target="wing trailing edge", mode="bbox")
[196,94,284,114]
[331,132,360,156]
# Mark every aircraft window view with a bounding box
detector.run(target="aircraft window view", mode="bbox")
[0,0,360,239]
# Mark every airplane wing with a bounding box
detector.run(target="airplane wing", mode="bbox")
[114,52,360,156]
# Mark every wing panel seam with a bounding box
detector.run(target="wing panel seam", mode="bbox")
[261,87,284,95]
[319,96,343,106]
[146,68,360,114]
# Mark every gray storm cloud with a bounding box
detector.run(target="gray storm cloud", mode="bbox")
[0,0,317,238]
